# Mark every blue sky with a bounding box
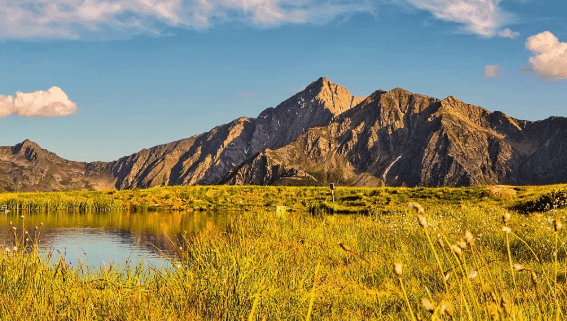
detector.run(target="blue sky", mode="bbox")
[0,0,566,162]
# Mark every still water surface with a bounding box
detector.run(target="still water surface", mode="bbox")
[0,210,227,269]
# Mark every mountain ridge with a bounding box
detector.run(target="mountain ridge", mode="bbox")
[2,77,567,191]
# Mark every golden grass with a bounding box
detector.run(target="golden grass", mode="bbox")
[1,185,567,319]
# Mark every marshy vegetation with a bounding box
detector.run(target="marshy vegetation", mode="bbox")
[1,184,567,319]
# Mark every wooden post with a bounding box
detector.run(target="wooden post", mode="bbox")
[330,183,335,204]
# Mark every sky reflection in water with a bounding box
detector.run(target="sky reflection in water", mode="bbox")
[0,210,226,269]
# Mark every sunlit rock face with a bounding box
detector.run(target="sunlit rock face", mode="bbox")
[2,77,567,191]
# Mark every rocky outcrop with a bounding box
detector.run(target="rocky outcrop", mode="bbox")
[1,77,567,191]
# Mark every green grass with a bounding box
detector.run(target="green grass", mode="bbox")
[1,183,566,213]
[2,185,567,319]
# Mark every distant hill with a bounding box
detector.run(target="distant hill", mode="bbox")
[2,77,567,191]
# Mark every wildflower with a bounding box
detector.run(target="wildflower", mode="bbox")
[393,263,403,277]
[421,298,435,313]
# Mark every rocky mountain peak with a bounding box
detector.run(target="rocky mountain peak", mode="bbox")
[273,77,365,117]
[12,139,42,161]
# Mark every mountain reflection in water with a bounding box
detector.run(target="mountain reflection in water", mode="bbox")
[0,210,227,269]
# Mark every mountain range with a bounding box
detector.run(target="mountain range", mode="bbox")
[2,77,567,192]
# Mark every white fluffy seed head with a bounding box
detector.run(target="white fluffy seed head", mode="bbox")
[513,264,524,272]
[421,298,435,312]
[394,263,403,277]
[554,218,563,232]
[408,202,424,214]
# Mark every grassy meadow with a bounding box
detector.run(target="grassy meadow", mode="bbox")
[1,184,567,319]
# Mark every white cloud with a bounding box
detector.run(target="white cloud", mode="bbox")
[0,87,77,117]
[0,0,374,39]
[526,31,567,80]
[498,27,519,39]
[484,64,499,78]
[405,0,513,37]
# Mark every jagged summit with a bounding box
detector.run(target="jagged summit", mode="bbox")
[2,78,567,191]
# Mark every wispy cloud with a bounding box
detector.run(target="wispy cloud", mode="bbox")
[0,0,375,39]
[526,31,567,80]
[239,92,256,98]
[405,0,516,37]
[0,87,77,117]
[484,64,499,78]
[498,28,519,39]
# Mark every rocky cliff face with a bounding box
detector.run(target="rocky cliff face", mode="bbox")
[222,87,567,187]
[1,77,567,191]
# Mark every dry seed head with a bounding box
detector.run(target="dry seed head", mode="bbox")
[503,212,511,224]
[20,215,24,219]
[408,202,424,214]
[530,271,538,285]
[339,243,352,252]
[450,244,463,257]
[487,303,499,321]
[513,264,524,272]
[554,218,562,232]
[464,230,474,246]
[438,301,453,317]
[468,269,478,280]
[417,213,428,228]
[421,298,435,313]
[394,263,403,277]
[456,238,467,250]
[444,271,451,281]
[502,226,511,233]
[501,295,512,316]
[436,235,444,248]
